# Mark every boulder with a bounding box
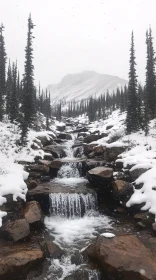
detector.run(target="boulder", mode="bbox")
[130,167,151,181]
[24,201,43,226]
[111,180,134,204]
[43,145,66,158]
[57,124,66,132]
[106,124,113,130]
[0,243,44,280]
[45,241,64,258]
[73,146,84,158]
[86,235,156,280]
[84,134,103,144]
[3,219,30,242]
[27,184,51,214]
[39,159,52,166]
[73,127,88,133]
[50,160,63,169]
[105,146,126,162]
[87,167,113,188]
[85,160,106,171]
[57,133,72,140]
[93,145,105,156]
[44,153,54,161]
[36,135,53,147]
[83,144,97,156]
[27,180,38,190]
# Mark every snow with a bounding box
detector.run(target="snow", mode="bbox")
[101,232,115,238]
[0,117,59,227]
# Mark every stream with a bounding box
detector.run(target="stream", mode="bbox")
[43,135,113,280]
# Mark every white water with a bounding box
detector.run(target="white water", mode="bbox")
[44,136,112,280]
[49,192,97,218]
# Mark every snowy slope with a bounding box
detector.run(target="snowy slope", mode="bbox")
[47,71,127,104]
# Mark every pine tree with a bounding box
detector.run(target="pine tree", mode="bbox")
[9,62,18,122]
[126,32,139,133]
[6,61,12,115]
[21,14,35,142]
[145,28,156,119]
[0,24,6,120]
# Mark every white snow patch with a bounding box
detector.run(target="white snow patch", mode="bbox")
[101,232,115,238]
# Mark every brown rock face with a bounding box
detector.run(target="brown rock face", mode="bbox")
[111,180,134,204]
[88,166,113,178]
[24,201,43,226]
[3,219,30,242]
[105,146,126,162]
[45,241,64,258]
[86,235,156,280]
[26,164,49,176]
[112,180,128,192]
[93,145,105,155]
[0,243,44,280]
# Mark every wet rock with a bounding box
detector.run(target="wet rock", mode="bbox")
[130,167,151,181]
[116,159,124,169]
[3,219,30,242]
[111,180,134,205]
[24,201,43,227]
[39,159,52,166]
[43,145,66,158]
[137,221,146,229]
[40,175,50,182]
[133,212,154,228]
[73,146,84,158]
[36,135,53,147]
[64,269,96,280]
[50,160,63,169]
[152,223,156,234]
[83,144,97,156]
[57,133,72,140]
[86,234,156,280]
[71,250,83,265]
[0,243,44,280]
[87,166,113,188]
[45,241,64,258]
[27,184,51,214]
[105,146,126,162]
[73,127,88,133]
[43,153,54,161]
[85,159,106,171]
[57,124,66,131]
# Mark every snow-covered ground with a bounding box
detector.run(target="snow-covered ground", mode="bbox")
[0,117,64,226]
[77,110,156,219]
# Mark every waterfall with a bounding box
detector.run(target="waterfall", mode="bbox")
[57,162,80,178]
[49,192,97,218]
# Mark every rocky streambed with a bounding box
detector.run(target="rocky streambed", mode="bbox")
[0,121,156,280]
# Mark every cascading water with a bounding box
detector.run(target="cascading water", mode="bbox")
[44,135,112,280]
[49,192,97,218]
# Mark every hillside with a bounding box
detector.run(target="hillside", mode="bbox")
[47,71,127,103]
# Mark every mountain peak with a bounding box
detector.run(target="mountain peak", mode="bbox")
[47,71,127,103]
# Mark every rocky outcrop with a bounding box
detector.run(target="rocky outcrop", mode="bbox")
[86,234,156,280]
[2,219,30,242]
[36,135,53,147]
[0,242,44,280]
[43,145,66,158]
[24,201,43,227]
[87,166,113,187]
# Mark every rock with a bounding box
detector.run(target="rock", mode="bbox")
[45,241,64,258]
[44,153,54,161]
[86,235,156,280]
[84,134,103,144]
[43,145,66,158]
[78,132,90,138]
[50,160,63,169]
[39,159,52,166]
[27,184,51,214]
[83,144,97,156]
[152,223,156,233]
[27,180,38,190]
[137,221,146,229]
[0,243,44,280]
[71,250,83,265]
[115,206,127,214]
[57,124,66,131]
[111,180,134,204]
[73,127,88,133]
[112,180,128,192]
[130,167,151,181]
[57,133,72,140]
[133,212,154,226]
[73,146,83,158]
[106,124,113,130]
[116,159,124,169]
[105,146,126,162]
[64,269,95,280]
[36,135,53,147]
[85,159,106,171]
[40,175,50,182]
[26,164,49,176]
[93,145,105,156]
[3,219,30,242]
[24,201,43,226]
[87,167,113,188]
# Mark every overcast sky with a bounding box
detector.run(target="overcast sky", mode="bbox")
[0,0,156,87]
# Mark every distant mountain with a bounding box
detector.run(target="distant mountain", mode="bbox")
[47,71,127,103]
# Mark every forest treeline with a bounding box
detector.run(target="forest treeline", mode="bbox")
[0,14,155,143]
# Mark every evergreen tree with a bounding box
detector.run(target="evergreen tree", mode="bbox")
[126,32,139,133]
[0,24,6,120]
[21,14,35,142]
[145,28,156,119]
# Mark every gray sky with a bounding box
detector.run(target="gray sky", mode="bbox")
[0,0,156,87]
